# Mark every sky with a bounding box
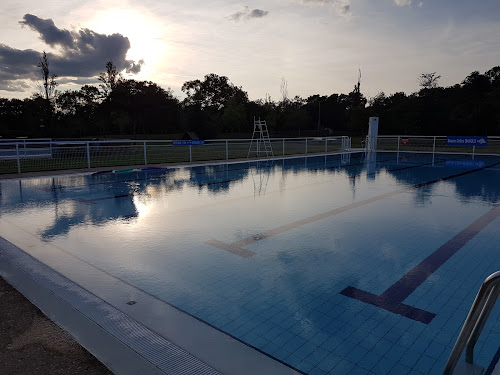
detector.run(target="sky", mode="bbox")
[1,0,499,102]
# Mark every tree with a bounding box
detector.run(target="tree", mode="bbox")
[98,61,123,97]
[37,51,58,103]
[181,73,248,112]
[418,72,441,89]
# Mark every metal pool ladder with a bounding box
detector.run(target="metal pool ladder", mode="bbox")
[443,270,500,374]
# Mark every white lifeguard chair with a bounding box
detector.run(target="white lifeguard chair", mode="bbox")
[248,117,274,158]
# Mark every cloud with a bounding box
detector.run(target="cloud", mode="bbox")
[0,14,143,92]
[301,0,351,16]
[229,6,270,22]
[394,0,412,6]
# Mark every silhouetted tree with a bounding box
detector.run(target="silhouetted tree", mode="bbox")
[418,72,441,89]
[98,61,123,97]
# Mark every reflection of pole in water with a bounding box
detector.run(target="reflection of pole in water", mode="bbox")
[251,160,272,197]
[366,151,377,180]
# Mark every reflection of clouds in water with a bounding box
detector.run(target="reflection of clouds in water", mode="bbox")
[1,153,500,239]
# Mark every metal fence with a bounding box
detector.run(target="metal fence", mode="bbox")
[0,136,351,175]
[370,136,500,155]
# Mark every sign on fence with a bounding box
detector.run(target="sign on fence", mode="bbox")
[172,140,205,146]
[446,136,487,146]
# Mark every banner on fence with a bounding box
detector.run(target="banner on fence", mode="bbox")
[172,140,205,146]
[446,136,487,146]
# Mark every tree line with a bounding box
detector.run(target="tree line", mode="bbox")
[1,57,500,139]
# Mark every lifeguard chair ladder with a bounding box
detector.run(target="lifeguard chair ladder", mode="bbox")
[248,118,274,158]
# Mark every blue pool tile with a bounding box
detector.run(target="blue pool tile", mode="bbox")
[372,357,397,375]
[413,354,436,374]
[248,336,268,348]
[292,342,318,360]
[309,368,328,375]
[283,335,307,352]
[358,333,381,351]
[284,353,303,368]
[272,346,292,361]
[388,363,411,375]
[264,325,284,341]
[423,342,446,359]
[297,359,316,373]
[331,359,356,375]
[358,351,380,371]
[383,344,407,362]
[241,330,259,343]
[320,335,343,352]
[372,338,393,356]
[408,337,433,354]
[306,347,330,364]
[333,340,357,357]
[345,329,365,345]
[398,348,422,368]
[310,332,330,346]
[396,332,417,348]
[317,353,342,372]
[383,330,403,344]
[273,330,296,347]
[261,340,280,355]
[347,346,368,364]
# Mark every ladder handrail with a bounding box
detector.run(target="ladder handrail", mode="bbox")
[443,270,500,374]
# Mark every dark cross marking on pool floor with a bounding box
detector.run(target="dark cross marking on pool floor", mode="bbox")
[205,160,500,258]
[341,204,500,324]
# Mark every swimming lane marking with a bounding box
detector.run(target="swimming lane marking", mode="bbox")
[341,204,500,324]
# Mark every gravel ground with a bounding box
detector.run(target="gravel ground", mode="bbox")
[0,276,113,375]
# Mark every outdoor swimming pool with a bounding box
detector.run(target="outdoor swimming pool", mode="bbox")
[0,151,499,375]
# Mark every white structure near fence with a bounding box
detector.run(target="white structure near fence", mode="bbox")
[0,136,352,175]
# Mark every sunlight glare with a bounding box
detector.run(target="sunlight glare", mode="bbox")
[87,8,168,78]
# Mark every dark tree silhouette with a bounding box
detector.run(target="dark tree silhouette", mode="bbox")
[418,72,441,89]
[98,61,122,97]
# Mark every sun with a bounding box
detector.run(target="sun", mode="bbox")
[86,7,168,78]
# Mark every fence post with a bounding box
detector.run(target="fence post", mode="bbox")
[397,136,400,152]
[16,143,21,174]
[472,145,475,158]
[325,138,328,153]
[189,145,192,163]
[226,140,229,160]
[432,136,436,154]
[86,142,91,169]
[305,138,308,154]
[282,138,285,156]
[143,141,148,165]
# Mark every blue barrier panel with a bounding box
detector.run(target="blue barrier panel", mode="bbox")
[172,140,205,146]
[447,136,487,146]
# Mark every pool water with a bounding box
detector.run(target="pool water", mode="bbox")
[1,151,499,375]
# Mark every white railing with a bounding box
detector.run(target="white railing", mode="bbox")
[0,136,351,175]
[370,136,500,155]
